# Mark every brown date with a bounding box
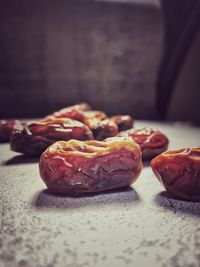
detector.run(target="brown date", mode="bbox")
[151,147,200,201]
[45,108,118,140]
[81,110,107,126]
[118,128,169,160]
[43,102,91,121]
[91,119,118,140]
[39,137,143,195]
[56,109,107,129]
[10,118,93,156]
[75,111,118,140]
[0,120,22,142]
[110,115,134,131]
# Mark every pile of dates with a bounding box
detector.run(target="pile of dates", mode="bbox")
[3,102,199,201]
[11,118,93,156]
[1,102,169,160]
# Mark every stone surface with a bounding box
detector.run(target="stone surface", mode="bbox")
[1,121,200,267]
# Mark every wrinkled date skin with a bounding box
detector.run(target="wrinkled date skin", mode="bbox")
[0,120,22,142]
[110,115,134,131]
[39,137,143,195]
[118,128,169,160]
[73,111,118,140]
[81,110,107,126]
[45,107,118,140]
[91,119,118,140]
[44,103,93,122]
[11,118,93,156]
[43,102,91,122]
[151,147,200,201]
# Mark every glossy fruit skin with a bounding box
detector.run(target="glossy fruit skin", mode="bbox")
[91,119,118,140]
[45,107,118,140]
[39,137,143,195]
[110,115,134,131]
[10,118,93,156]
[151,147,200,201]
[118,128,169,160]
[0,120,22,142]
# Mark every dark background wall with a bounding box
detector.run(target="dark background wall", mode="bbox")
[0,0,163,119]
[168,30,200,123]
[0,0,199,122]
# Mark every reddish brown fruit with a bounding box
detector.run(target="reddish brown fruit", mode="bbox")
[43,102,91,122]
[10,118,93,156]
[110,115,134,131]
[151,147,200,201]
[39,137,143,195]
[118,128,169,160]
[45,107,118,140]
[0,120,22,142]
[91,119,118,140]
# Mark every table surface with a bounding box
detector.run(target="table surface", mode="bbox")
[1,121,200,267]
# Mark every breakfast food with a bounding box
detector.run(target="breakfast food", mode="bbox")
[45,103,93,122]
[39,137,143,195]
[45,107,118,140]
[10,118,93,156]
[118,128,169,160]
[73,111,119,140]
[151,147,200,201]
[5,103,169,163]
[0,103,91,143]
[110,115,134,131]
[0,120,22,142]
[91,119,118,140]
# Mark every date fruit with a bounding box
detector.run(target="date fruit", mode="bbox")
[118,128,169,160]
[110,115,134,131]
[0,120,22,142]
[91,119,118,140]
[43,102,91,122]
[46,108,118,140]
[10,118,93,156]
[39,137,143,195]
[151,147,200,201]
[74,111,118,140]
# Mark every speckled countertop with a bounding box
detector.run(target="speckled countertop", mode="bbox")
[1,121,200,267]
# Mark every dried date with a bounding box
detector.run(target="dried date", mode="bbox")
[0,120,22,142]
[118,128,169,160]
[39,137,143,195]
[110,115,134,131]
[75,111,118,140]
[91,119,118,140]
[151,147,200,201]
[44,102,91,121]
[10,118,93,156]
[45,108,118,140]
[81,110,107,126]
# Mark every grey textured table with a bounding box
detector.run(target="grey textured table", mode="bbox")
[1,121,200,267]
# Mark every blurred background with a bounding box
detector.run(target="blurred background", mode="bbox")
[0,0,200,123]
